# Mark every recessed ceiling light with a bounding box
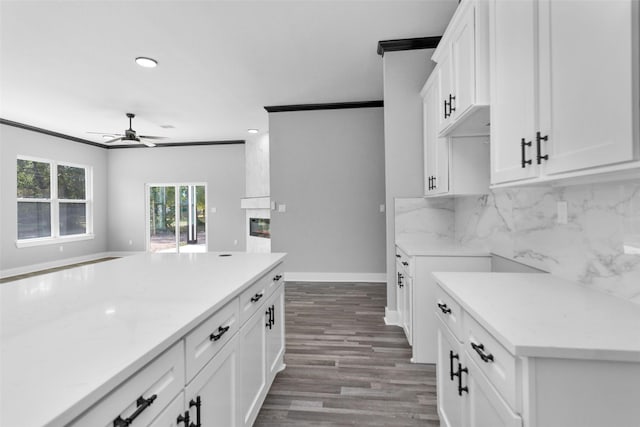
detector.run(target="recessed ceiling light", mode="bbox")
[135,57,158,68]
[248,129,259,134]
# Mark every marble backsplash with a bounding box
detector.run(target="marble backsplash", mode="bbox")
[395,197,455,244]
[454,181,640,304]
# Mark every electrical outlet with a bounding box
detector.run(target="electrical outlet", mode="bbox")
[278,204,286,213]
[557,201,568,224]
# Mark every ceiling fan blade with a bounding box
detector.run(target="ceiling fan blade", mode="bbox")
[141,140,157,147]
[87,132,124,136]
[103,137,124,144]
[139,135,167,140]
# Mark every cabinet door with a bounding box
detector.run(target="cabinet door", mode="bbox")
[489,0,539,184]
[451,4,476,120]
[185,336,238,427]
[265,284,285,381]
[538,0,635,175]
[424,72,450,196]
[464,357,522,427]
[396,266,405,323]
[402,275,413,344]
[439,51,454,133]
[237,308,267,427]
[437,323,464,427]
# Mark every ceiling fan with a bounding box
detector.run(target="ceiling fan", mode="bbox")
[89,113,166,147]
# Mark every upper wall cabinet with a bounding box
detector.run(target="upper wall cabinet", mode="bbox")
[432,0,490,138]
[490,0,640,186]
[422,69,490,198]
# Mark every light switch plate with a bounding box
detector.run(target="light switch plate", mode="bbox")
[557,201,568,224]
[278,204,286,213]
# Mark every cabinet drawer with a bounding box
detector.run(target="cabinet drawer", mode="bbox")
[148,391,184,427]
[395,247,413,277]
[239,275,268,325]
[264,263,285,298]
[435,285,464,341]
[70,342,185,427]
[185,297,239,382]
[464,313,517,409]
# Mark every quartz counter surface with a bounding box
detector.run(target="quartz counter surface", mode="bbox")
[0,252,286,427]
[396,237,489,257]
[432,272,640,362]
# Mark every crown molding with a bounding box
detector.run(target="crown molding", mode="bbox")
[0,118,245,148]
[264,100,383,113]
[377,36,441,56]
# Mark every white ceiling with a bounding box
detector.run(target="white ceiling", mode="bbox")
[0,0,457,145]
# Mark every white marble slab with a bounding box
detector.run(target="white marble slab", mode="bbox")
[0,252,286,427]
[433,272,640,362]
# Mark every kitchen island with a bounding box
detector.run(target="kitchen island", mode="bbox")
[0,252,286,427]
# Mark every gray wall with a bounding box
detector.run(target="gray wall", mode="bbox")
[107,144,246,252]
[383,49,435,309]
[269,107,386,275]
[0,124,108,271]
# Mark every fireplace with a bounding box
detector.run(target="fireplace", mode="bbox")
[249,218,270,238]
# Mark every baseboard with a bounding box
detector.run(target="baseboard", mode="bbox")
[384,307,400,326]
[284,272,386,283]
[0,251,140,279]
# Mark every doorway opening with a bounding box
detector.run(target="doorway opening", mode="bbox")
[147,184,207,253]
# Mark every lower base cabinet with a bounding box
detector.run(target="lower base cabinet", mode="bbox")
[265,284,285,380]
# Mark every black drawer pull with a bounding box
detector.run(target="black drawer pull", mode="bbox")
[471,342,494,363]
[444,99,450,119]
[395,254,401,258]
[402,261,409,266]
[449,351,459,381]
[449,94,456,113]
[266,306,273,329]
[437,302,451,314]
[521,138,532,168]
[397,272,404,288]
[536,131,549,164]
[250,293,263,303]
[189,396,202,427]
[456,364,468,396]
[113,394,157,427]
[209,325,230,341]
[273,274,282,281]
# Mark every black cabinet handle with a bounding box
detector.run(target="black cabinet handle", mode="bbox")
[432,176,437,189]
[271,304,275,326]
[266,306,273,329]
[456,364,469,396]
[536,131,549,164]
[471,342,494,363]
[427,176,431,190]
[176,411,190,427]
[113,394,157,427]
[250,293,263,303]
[209,325,230,342]
[521,138,532,168]
[437,302,451,314]
[402,261,409,266]
[444,99,450,119]
[449,351,459,381]
[189,397,202,427]
[273,274,282,281]
[395,254,401,258]
[449,94,456,113]
[397,272,404,288]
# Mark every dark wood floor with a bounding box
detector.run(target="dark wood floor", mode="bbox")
[254,282,439,427]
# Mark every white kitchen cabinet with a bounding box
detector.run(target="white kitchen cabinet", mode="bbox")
[490,0,639,186]
[422,70,491,197]
[395,244,490,364]
[184,335,238,427]
[265,282,286,382]
[433,0,490,137]
[434,272,640,427]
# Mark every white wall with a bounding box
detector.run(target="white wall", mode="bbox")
[269,107,386,279]
[383,49,436,309]
[107,144,246,252]
[0,124,108,271]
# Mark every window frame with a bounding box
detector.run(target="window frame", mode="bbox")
[16,155,94,248]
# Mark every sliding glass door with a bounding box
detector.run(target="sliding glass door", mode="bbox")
[148,184,207,253]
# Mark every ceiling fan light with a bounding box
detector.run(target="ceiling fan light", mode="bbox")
[135,57,158,68]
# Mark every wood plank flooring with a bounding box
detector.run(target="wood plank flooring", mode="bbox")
[254,282,439,427]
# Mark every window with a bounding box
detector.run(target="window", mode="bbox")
[16,157,92,246]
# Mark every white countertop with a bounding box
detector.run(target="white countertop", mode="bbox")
[0,252,286,427]
[396,237,489,257]
[433,272,640,362]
